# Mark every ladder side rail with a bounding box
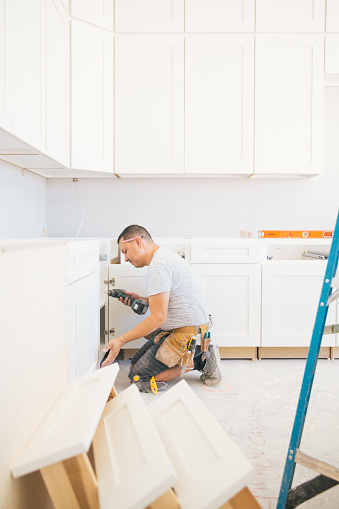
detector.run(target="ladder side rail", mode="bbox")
[276,211,339,509]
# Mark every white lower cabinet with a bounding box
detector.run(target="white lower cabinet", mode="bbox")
[108,265,149,349]
[194,264,261,347]
[67,241,100,382]
[262,262,336,347]
[68,271,100,382]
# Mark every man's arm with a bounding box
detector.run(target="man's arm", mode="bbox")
[101,291,169,367]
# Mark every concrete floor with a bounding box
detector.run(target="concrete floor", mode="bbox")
[114,357,339,509]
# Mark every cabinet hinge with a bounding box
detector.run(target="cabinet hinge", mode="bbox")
[104,278,115,286]
[109,328,115,336]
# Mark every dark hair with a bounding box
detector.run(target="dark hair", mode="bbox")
[117,225,153,244]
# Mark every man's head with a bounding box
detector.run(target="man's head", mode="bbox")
[118,225,155,267]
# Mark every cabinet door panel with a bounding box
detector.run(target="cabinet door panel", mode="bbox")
[46,0,70,166]
[262,262,336,347]
[255,35,324,176]
[194,264,261,347]
[185,0,255,32]
[108,265,149,348]
[68,271,100,381]
[256,0,325,32]
[6,0,46,151]
[115,0,184,32]
[71,20,114,172]
[115,35,184,175]
[71,0,113,31]
[185,35,254,175]
[326,0,339,32]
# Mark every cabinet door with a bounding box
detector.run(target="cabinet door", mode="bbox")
[71,20,114,172]
[185,35,254,175]
[108,265,149,349]
[115,0,184,32]
[115,35,184,175]
[68,271,100,382]
[185,0,254,32]
[6,0,46,152]
[327,0,339,32]
[70,0,113,31]
[256,0,325,32]
[194,264,261,347]
[255,35,324,176]
[46,0,70,167]
[0,0,11,132]
[262,262,336,347]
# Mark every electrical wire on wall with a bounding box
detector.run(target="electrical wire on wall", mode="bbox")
[73,178,85,238]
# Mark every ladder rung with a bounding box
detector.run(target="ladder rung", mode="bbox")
[323,324,339,335]
[327,289,339,305]
[295,450,339,482]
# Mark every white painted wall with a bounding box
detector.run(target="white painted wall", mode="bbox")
[46,88,339,238]
[0,160,47,238]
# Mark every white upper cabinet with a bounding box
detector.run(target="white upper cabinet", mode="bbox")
[255,35,324,177]
[115,0,184,33]
[0,0,11,132]
[70,0,114,31]
[71,20,114,173]
[115,35,184,175]
[326,0,339,32]
[256,0,326,32]
[6,0,46,152]
[185,0,255,32]
[46,0,70,167]
[185,35,254,175]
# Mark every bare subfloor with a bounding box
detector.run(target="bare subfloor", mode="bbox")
[114,358,339,509]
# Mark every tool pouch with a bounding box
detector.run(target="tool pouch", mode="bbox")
[155,332,190,368]
[200,324,210,352]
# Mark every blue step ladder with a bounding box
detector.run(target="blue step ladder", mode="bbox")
[277,209,339,509]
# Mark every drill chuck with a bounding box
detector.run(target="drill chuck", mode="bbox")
[107,289,149,315]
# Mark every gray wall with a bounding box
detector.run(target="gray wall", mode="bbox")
[0,161,47,238]
[46,88,339,238]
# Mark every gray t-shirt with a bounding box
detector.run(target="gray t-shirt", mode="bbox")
[146,247,209,331]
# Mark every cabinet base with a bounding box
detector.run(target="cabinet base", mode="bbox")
[258,347,332,359]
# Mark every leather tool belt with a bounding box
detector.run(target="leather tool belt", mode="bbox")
[153,323,210,369]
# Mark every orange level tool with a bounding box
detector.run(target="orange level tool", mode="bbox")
[259,230,333,239]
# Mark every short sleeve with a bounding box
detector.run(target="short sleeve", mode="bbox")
[147,263,172,296]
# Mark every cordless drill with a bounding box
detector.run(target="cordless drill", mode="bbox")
[107,289,149,315]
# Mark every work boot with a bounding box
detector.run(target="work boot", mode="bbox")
[200,345,222,386]
[135,380,168,393]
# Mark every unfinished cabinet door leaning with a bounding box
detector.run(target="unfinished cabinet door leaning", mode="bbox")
[185,34,254,176]
[115,35,184,176]
[255,35,324,177]
[262,261,336,348]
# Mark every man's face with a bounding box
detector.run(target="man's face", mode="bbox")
[119,237,146,268]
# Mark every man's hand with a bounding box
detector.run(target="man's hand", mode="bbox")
[119,291,141,306]
[101,337,124,367]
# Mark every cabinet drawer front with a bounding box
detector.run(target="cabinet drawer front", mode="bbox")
[256,0,325,32]
[115,0,184,32]
[191,240,261,263]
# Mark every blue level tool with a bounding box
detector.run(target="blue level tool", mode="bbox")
[277,209,339,509]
